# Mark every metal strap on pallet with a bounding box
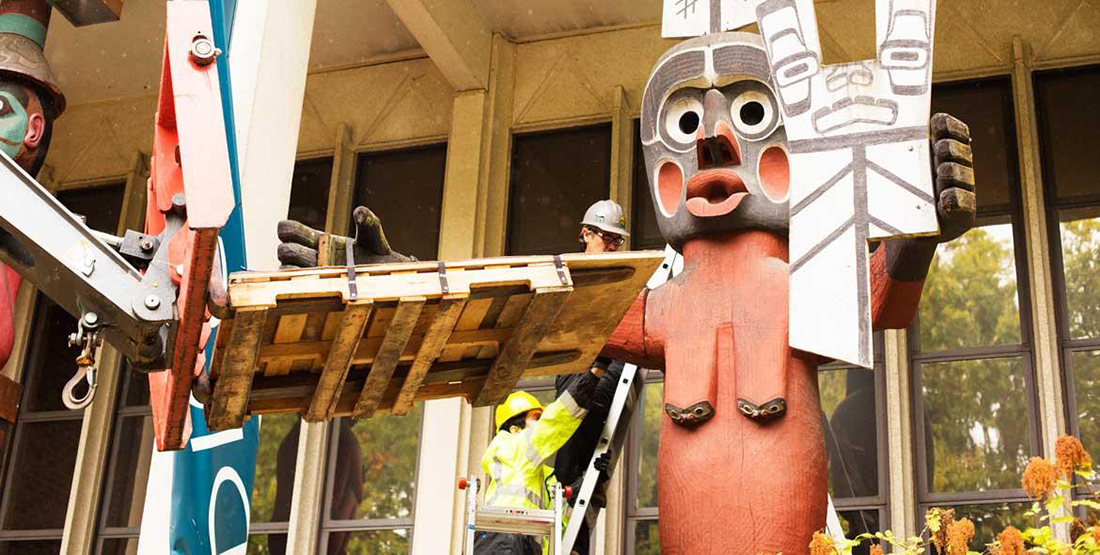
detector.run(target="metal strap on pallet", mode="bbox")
[346,240,359,301]
[438,261,449,294]
[552,255,568,285]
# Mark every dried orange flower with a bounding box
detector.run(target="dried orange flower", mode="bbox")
[1055,435,1092,478]
[869,544,884,555]
[930,507,956,553]
[946,517,975,555]
[1022,457,1058,499]
[809,531,836,555]
[997,526,1025,555]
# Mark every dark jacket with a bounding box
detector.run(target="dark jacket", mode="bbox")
[552,358,624,495]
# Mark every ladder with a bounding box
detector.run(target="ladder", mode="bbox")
[458,477,569,555]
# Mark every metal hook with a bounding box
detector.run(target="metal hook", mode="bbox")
[62,363,96,410]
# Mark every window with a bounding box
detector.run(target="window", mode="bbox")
[631,120,664,251]
[0,184,124,552]
[352,145,447,262]
[1036,65,1100,456]
[507,125,613,256]
[911,78,1039,543]
[95,367,152,555]
[624,371,662,555]
[821,334,889,551]
[289,157,334,231]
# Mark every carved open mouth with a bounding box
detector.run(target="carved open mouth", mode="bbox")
[685,169,748,217]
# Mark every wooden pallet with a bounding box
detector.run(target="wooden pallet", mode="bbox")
[205,251,664,431]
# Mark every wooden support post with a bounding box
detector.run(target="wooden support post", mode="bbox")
[354,297,426,418]
[305,301,373,422]
[393,296,468,415]
[207,308,267,430]
[474,287,572,406]
[324,122,356,237]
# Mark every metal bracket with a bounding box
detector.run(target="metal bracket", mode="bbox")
[437,261,450,294]
[552,255,569,286]
[346,239,358,301]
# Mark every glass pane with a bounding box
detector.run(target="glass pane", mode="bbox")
[507,125,612,256]
[820,367,879,498]
[23,296,85,412]
[104,415,153,528]
[55,184,125,234]
[0,540,62,554]
[919,223,1021,351]
[632,519,661,555]
[836,510,882,554]
[928,503,1033,548]
[328,529,410,555]
[99,537,139,555]
[252,414,301,523]
[930,79,1016,210]
[1035,66,1100,201]
[1071,349,1100,455]
[290,158,333,231]
[330,406,421,521]
[247,533,288,555]
[3,419,82,529]
[631,121,664,250]
[121,364,150,407]
[353,145,446,262]
[635,382,663,509]
[920,357,1031,493]
[1058,208,1100,340]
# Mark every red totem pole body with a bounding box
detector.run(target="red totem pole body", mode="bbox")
[601,31,973,554]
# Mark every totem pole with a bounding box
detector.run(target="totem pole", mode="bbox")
[0,0,66,424]
[600,1,976,552]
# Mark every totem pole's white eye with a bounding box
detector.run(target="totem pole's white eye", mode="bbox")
[730,90,777,140]
[663,96,704,145]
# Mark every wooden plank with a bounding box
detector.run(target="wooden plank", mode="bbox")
[391,295,467,415]
[265,314,308,376]
[304,302,373,422]
[255,327,513,366]
[207,308,267,431]
[352,297,426,418]
[208,316,235,380]
[439,298,493,362]
[473,286,572,406]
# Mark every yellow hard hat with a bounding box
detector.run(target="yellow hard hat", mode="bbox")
[495,391,543,431]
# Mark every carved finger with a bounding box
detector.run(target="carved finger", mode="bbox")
[931,113,970,144]
[939,187,976,218]
[352,206,394,256]
[279,264,302,270]
[277,220,322,249]
[277,243,318,267]
[936,161,975,192]
[934,138,973,168]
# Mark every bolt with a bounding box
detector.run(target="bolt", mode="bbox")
[144,294,161,310]
[176,264,185,276]
[190,36,219,66]
[82,312,99,326]
[140,238,154,252]
[172,193,186,211]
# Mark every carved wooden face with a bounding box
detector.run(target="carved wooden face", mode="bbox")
[640,32,790,250]
[0,80,48,173]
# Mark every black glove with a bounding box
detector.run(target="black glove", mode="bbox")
[276,206,416,269]
[593,452,611,481]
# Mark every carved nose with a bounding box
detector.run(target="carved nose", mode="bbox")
[697,89,741,169]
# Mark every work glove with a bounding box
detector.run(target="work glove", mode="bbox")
[924,112,977,244]
[276,206,415,269]
[593,452,611,483]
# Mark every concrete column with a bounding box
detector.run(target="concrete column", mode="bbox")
[60,346,123,554]
[884,328,917,537]
[475,34,516,259]
[1010,36,1066,458]
[609,86,635,251]
[286,421,329,554]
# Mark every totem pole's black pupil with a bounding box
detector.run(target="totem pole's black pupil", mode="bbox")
[679,111,700,134]
[740,101,765,126]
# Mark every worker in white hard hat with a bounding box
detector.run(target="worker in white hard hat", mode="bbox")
[476,363,606,555]
[578,199,629,254]
[552,199,630,555]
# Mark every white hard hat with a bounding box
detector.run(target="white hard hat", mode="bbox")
[581,200,630,237]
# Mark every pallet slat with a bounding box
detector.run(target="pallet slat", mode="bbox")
[207,308,268,430]
[353,297,426,418]
[304,301,373,422]
[265,314,308,376]
[474,286,573,406]
[392,295,468,415]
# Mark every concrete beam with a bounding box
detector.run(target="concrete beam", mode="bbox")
[384,0,492,91]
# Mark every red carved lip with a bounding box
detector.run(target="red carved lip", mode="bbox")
[685,169,748,217]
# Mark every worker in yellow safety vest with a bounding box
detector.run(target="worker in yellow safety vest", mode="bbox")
[474,363,607,555]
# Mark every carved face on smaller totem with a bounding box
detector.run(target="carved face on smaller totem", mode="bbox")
[640,32,790,250]
[0,33,65,175]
